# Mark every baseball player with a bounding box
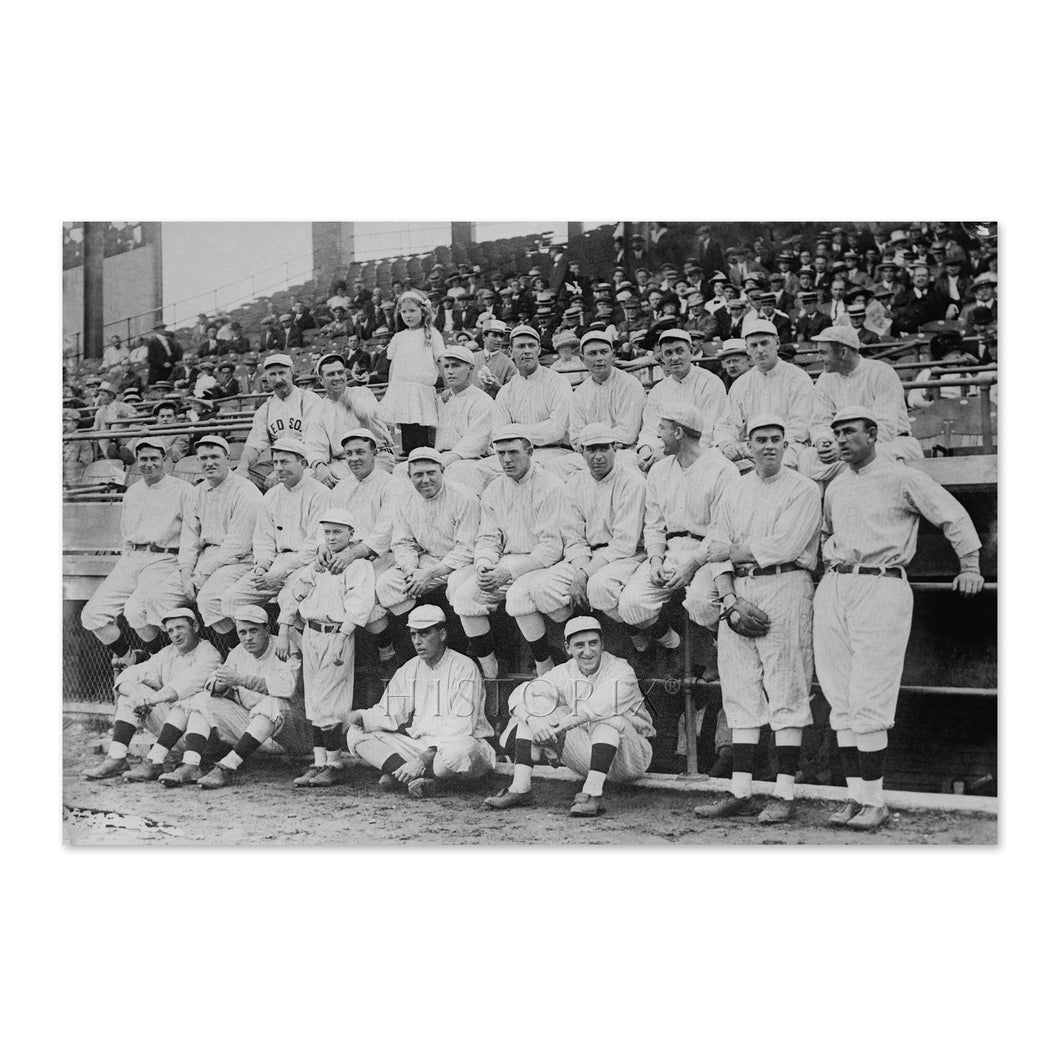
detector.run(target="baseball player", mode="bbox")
[618,403,739,653]
[568,332,646,462]
[635,328,727,469]
[219,438,330,619]
[484,616,656,818]
[473,320,517,397]
[714,318,813,469]
[79,437,194,673]
[277,507,376,787]
[446,426,564,680]
[304,351,394,485]
[233,352,323,487]
[158,605,311,789]
[693,414,823,824]
[813,405,984,831]
[490,324,585,481]
[522,422,646,629]
[82,608,221,781]
[347,605,496,797]
[163,434,264,654]
[328,427,410,662]
[375,446,479,624]
[798,325,924,484]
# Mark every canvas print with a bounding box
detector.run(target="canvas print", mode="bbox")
[61,220,998,845]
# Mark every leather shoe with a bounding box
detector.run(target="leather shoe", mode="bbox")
[124,760,165,783]
[83,757,129,780]
[160,763,202,788]
[846,804,890,832]
[197,765,235,790]
[828,800,861,827]
[757,797,796,824]
[569,792,604,817]
[305,765,343,787]
[408,778,437,798]
[293,766,323,787]
[482,787,534,810]
[378,773,403,790]
[693,793,758,819]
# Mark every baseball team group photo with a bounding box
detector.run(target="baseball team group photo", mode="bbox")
[60,220,999,846]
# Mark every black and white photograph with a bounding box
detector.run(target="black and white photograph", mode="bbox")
[60,219,999,846]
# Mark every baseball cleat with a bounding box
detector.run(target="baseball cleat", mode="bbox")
[124,760,166,783]
[482,787,535,810]
[757,797,796,824]
[83,757,130,780]
[197,765,235,789]
[408,778,438,798]
[693,794,759,819]
[569,792,605,817]
[293,766,324,787]
[378,773,404,790]
[827,800,861,827]
[845,804,890,832]
[159,762,203,788]
[305,765,344,787]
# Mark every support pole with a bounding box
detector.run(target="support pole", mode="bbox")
[682,615,698,775]
[82,222,105,362]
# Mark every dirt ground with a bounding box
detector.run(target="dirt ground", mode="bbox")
[62,721,997,847]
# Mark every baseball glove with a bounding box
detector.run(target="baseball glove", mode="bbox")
[725,597,771,637]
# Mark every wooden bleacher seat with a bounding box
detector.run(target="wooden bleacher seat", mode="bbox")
[172,455,205,484]
[82,460,126,487]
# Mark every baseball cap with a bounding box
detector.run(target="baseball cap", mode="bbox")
[831,404,877,430]
[194,434,230,455]
[578,423,619,447]
[747,412,787,436]
[492,424,533,445]
[564,616,602,641]
[133,437,167,455]
[509,324,540,343]
[315,351,346,373]
[658,328,693,345]
[659,402,704,437]
[743,318,778,338]
[319,507,357,529]
[814,325,861,350]
[262,353,294,370]
[270,437,307,459]
[407,604,447,630]
[98,380,117,395]
[441,345,475,366]
[160,607,197,625]
[407,446,444,465]
[339,428,376,448]
[579,331,614,351]
[482,320,507,335]
[233,605,269,626]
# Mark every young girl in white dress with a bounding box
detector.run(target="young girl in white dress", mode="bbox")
[378,289,445,453]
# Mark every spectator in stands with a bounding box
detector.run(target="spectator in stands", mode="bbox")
[892,264,953,333]
[794,289,831,341]
[751,291,793,343]
[959,274,998,327]
[452,290,478,332]
[548,330,588,382]
[197,325,225,360]
[823,277,848,322]
[258,316,282,351]
[92,381,138,462]
[193,361,220,399]
[962,306,998,365]
[102,334,127,371]
[721,293,751,340]
[327,282,352,312]
[214,361,241,398]
[169,348,199,390]
[290,299,316,336]
[144,323,181,384]
[718,338,752,393]
[846,305,879,346]
[153,399,190,464]
[276,313,303,350]
[473,320,516,397]
[63,408,94,485]
[320,306,352,340]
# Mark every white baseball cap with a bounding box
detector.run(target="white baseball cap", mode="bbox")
[407,604,447,630]
[564,616,602,640]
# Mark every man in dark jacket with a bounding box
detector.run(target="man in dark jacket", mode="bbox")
[892,265,951,334]
[144,324,182,384]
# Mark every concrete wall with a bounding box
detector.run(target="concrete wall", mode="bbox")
[63,243,161,348]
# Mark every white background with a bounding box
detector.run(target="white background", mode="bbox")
[8,1,1048,1057]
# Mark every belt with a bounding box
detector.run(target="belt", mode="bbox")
[734,562,802,578]
[306,619,341,633]
[829,563,905,579]
[130,544,179,554]
[665,531,704,542]
[590,543,608,551]
[279,548,295,554]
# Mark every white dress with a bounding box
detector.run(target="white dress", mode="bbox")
[379,327,444,426]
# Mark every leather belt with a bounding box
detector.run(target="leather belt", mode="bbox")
[734,562,802,577]
[590,543,608,550]
[829,563,905,579]
[307,619,341,633]
[130,544,179,554]
[665,531,704,541]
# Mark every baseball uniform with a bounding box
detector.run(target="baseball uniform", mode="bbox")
[376,480,480,615]
[304,388,392,481]
[813,457,981,735]
[277,557,376,727]
[638,364,728,453]
[243,387,324,484]
[799,357,924,482]
[569,367,647,450]
[618,449,739,629]
[80,474,194,633]
[350,648,496,779]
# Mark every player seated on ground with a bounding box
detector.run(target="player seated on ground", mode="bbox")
[83,609,221,781]
[347,605,496,798]
[484,616,656,818]
[157,605,312,788]
[276,508,376,788]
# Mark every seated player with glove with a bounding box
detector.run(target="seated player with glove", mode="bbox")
[484,616,656,818]
[692,414,823,824]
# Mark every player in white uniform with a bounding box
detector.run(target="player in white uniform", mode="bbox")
[277,507,375,787]
[80,437,193,672]
[798,325,924,483]
[375,446,479,625]
[347,605,496,797]
[523,423,646,629]
[489,324,585,481]
[618,403,739,653]
[714,318,814,470]
[813,405,984,830]
[234,352,323,488]
[304,351,394,485]
[484,616,656,818]
[219,438,330,618]
[693,414,823,824]
[636,328,727,469]
[568,333,646,465]
[446,426,565,680]
[157,605,312,788]
[82,609,221,780]
[166,435,264,654]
